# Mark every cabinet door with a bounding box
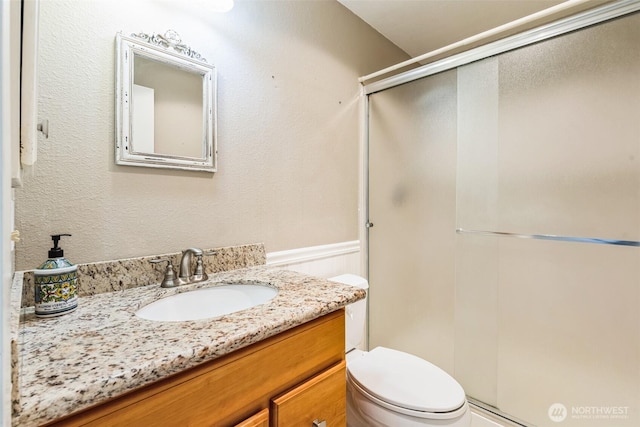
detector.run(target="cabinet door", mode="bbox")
[271,361,346,427]
[234,408,269,427]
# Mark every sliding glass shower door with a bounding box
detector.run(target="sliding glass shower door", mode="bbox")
[367,10,640,427]
[368,69,458,374]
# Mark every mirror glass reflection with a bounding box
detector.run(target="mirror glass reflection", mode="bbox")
[132,55,204,158]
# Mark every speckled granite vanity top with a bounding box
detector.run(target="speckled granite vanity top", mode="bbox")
[11,245,365,426]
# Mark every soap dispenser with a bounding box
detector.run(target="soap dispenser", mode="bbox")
[34,234,78,318]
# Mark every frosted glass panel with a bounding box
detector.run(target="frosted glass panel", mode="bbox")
[456,58,499,232]
[369,10,640,427]
[497,239,639,427]
[368,69,458,373]
[454,233,499,407]
[496,15,640,240]
[490,14,640,425]
[455,58,500,406]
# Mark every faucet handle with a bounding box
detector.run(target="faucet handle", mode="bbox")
[191,254,208,282]
[149,258,178,288]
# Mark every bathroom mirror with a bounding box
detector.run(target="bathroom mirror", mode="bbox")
[115,30,217,172]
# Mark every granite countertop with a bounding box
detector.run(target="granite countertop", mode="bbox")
[12,266,365,426]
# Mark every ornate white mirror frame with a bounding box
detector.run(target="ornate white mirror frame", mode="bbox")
[115,30,217,173]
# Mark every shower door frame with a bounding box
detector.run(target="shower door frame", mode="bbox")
[361,0,640,283]
[361,0,640,274]
[359,0,640,424]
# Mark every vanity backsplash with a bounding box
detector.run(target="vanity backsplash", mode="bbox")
[20,243,266,308]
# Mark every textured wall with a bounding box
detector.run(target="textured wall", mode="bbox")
[14,0,408,270]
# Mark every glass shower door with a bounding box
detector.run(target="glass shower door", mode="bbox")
[368,68,458,374]
[367,11,640,427]
[455,12,640,426]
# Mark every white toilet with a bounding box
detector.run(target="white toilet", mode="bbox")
[330,274,472,427]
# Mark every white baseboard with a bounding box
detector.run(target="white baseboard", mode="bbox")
[266,241,361,278]
[266,240,360,266]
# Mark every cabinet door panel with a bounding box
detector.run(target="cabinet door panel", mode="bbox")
[271,361,346,427]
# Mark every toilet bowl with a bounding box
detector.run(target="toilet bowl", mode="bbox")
[329,274,471,427]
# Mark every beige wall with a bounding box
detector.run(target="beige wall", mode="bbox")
[14,0,408,270]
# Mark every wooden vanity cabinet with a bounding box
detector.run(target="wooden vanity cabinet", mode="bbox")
[46,309,346,427]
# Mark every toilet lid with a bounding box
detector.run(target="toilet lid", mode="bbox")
[347,346,466,413]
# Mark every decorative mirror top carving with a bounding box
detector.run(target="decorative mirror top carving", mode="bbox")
[131,30,208,63]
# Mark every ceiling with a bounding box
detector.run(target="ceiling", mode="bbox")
[338,0,565,58]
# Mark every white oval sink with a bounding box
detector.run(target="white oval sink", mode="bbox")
[135,284,278,322]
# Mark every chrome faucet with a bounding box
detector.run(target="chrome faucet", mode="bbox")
[178,248,204,281]
[150,247,213,288]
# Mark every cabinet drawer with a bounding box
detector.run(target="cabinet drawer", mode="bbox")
[271,361,346,427]
[234,408,269,427]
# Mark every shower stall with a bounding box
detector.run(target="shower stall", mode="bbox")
[364,3,640,426]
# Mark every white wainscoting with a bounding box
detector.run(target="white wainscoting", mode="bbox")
[266,240,362,278]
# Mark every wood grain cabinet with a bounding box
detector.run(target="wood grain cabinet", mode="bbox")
[235,408,269,427]
[271,361,346,427]
[46,310,346,427]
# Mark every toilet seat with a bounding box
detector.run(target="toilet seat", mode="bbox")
[347,347,467,419]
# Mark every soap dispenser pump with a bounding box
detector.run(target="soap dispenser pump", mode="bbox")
[34,234,79,317]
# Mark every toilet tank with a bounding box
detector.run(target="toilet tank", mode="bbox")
[329,274,369,352]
